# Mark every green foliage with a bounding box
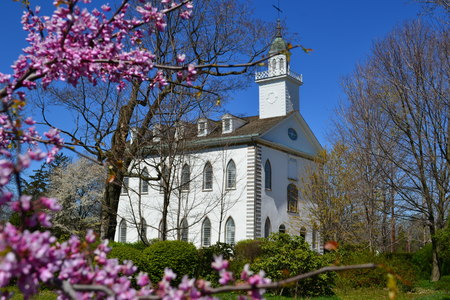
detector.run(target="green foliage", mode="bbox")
[413,243,450,279]
[197,243,234,284]
[331,248,417,291]
[234,239,263,262]
[434,275,450,291]
[143,240,198,284]
[108,244,148,272]
[251,233,334,297]
[231,239,263,277]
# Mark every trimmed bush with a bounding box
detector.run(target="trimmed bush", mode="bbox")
[230,239,263,277]
[143,240,198,284]
[251,233,334,297]
[108,244,148,272]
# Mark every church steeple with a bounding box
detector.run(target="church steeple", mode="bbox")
[255,22,303,119]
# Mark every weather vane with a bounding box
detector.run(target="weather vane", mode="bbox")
[272,0,282,19]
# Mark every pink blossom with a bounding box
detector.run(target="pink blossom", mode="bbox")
[85,229,96,244]
[176,54,186,63]
[137,272,150,286]
[40,197,61,211]
[212,255,229,271]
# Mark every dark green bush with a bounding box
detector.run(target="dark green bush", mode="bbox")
[143,240,198,284]
[251,233,334,298]
[108,244,148,272]
[197,243,234,284]
[434,275,450,291]
[412,243,450,280]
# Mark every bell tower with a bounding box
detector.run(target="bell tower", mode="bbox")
[255,21,303,119]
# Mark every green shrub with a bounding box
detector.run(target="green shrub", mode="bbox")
[333,249,417,290]
[108,244,148,272]
[143,240,198,284]
[434,275,450,291]
[197,243,234,284]
[230,239,264,278]
[251,233,334,298]
[234,239,263,262]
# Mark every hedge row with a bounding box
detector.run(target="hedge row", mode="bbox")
[107,234,446,296]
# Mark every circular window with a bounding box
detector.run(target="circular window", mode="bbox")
[288,128,297,140]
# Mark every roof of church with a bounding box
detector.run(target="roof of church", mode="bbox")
[195,113,291,141]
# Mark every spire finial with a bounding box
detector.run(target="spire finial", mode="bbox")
[276,19,282,37]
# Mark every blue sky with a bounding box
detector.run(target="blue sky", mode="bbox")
[0,0,424,147]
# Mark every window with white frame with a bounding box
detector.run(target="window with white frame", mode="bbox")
[223,118,232,133]
[198,121,207,136]
[203,162,213,190]
[119,219,127,242]
[181,164,190,191]
[225,217,235,245]
[140,168,149,194]
[202,217,211,247]
[300,226,307,240]
[226,160,236,189]
[279,224,286,233]
[264,159,272,190]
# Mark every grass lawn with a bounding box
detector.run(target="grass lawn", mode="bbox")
[217,286,449,300]
[2,283,449,299]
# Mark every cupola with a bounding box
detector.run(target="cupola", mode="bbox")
[255,20,303,119]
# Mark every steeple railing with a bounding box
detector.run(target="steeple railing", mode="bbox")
[255,69,303,82]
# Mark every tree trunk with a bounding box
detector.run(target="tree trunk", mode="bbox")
[431,236,441,281]
[101,180,122,240]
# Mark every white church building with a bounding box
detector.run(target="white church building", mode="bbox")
[116,24,323,252]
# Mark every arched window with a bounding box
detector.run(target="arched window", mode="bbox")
[121,177,129,195]
[141,168,149,194]
[119,219,127,242]
[279,224,286,233]
[203,162,213,190]
[181,164,190,191]
[202,217,211,247]
[181,218,188,242]
[264,217,271,238]
[225,217,235,245]
[264,160,272,190]
[271,59,276,72]
[287,184,298,213]
[300,226,307,240]
[226,160,236,189]
[140,218,147,243]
